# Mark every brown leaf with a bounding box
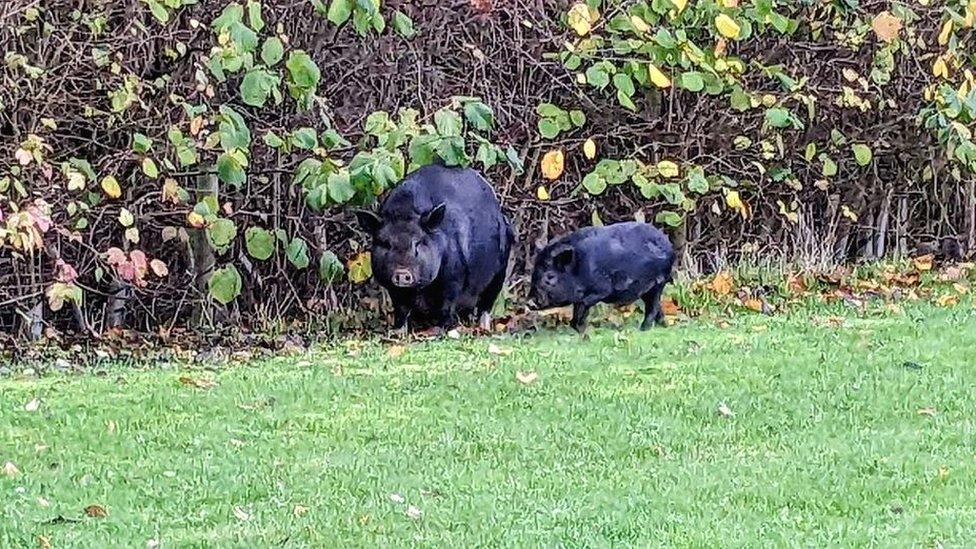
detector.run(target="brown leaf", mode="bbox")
[540,149,565,180]
[872,11,902,43]
[917,407,937,417]
[3,461,20,476]
[84,504,107,518]
[37,536,51,549]
[710,271,734,297]
[515,371,539,385]
[787,274,808,294]
[488,343,512,356]
[661,297,681,316]
[386,345,406,358]
[936,293,959,307]
[742,298,764,313]
[178,376,216,389]
[293,504,309,517]
[913,254,934,272]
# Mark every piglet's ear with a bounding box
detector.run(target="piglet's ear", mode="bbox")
[552,246,575,270]
[353,209,382,234]
[421,203,446,231]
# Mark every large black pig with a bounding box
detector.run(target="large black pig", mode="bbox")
[529,221,674,333]
[355,164,513,332]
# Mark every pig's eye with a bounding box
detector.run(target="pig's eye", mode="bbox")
[411,241,419,254]
[544,272,558,285]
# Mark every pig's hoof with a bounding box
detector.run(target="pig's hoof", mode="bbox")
[478,312,492,332]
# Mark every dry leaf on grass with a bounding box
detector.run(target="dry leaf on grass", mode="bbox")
[293,504,309,517]
[84,504,107,518]
[178,376,216,389]
[717,402,734,417]
[406,505,423,519]
[25,398,40,412]
[872,11,902,42]
[516,371,539,385]
[917,407,937,417]
[488,343,512,356]
[389,493,405,504]
[233,506,251,521]
[386,345,406,358]
[3,461,20,476]
[710,271,734,296]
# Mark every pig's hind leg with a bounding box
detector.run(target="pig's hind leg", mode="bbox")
[640,283,666,330]
[475,269,507,330]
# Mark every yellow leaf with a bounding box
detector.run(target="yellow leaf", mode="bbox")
[649,64,671,88]
[933,57,949,79]
[567,3,592,36]
[101,176,122,199]
[715,14,741,39]
[913,254,934,272]
[516,371,539,385]
[630,15,650,33]
[536,186,550,200]
[871,11,902,43]
[710,271,734,296]
[657,160,679,178]
[67,170,86,192]
[583,138,597,159]
[725,190,749,218]
[187,211,206,228]
[938,19,953,46]
[541,149,565,180]
[671,0,688,13]
[348,252,373,283]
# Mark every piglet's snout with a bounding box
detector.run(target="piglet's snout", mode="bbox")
[392,268,415,287]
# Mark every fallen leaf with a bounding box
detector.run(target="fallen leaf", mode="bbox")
[446,329,461,340]
[37,497,50,508]
[917,407,937,417]
[715,14,741,39]
[541,149,565,180]
[178,376,216,389]
[293,504,309,517]
[913,254,934,272]
[718,402,734,417]
[536,186,550,200]
[149,259,169,278]
[583,138,597,159]
[742,298,763,313]
[37,536,51,549]
[3,461,20,476]
[710,271,734,297]
[516,371,539,385]
[233,506,251,521]
[872,11,902,43]
[661,297,680,316]
[390,493,405,504]
[25,398,40,412]
[84,505,107,518]
[488,343,512,356]
[936,293,959,307]
[386,345,406,358]
[940,266,964,281]
[106,420,117,435]
[938,466,949,481]
[406,505,423,519]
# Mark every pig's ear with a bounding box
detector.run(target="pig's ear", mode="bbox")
[552,246,575,270]
[353,209,382,234]
[421,203,446,231]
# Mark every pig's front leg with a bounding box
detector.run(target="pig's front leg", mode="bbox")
[388,290,412,335]
[435,283,462,331]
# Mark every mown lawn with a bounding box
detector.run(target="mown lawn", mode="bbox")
[2,301,976,547]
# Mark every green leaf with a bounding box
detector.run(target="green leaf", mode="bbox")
[247,0,265,32]
[240,69,278,107]
[538,118,561,139]
[286,237,310,269]
[685,167,709,194]
[764,107,792,129]
[613,73,635,96]
[285,50,321,94]
[408,134,438,165]
[291,127,319,150]
[821,154,838,177]
[569,110,586,127]
[217,152,247,186]
[805,142,817,162]
[327,171,355,203]
[392,10,416,38]
[327,0,353,25]
[680,72,705,92]
[616,90,637,111]
[218,105,252,151]
[212,2,245,31]
[434,109,463,137]
[145,0,169,24]
[585,64,610,89]
[245,227,275,260]
[142,158,159,179]
[582,172,607,195]
[730,87,751,112]
[463,101,494,132]
[318,251,345,283]
[536,103,564,118]
[261,37,284,66]
[132,133,153,154]
[209,265,242,305]
[264,131,286,148]
[655,211,683,227]
[207,218,238,254]
[505,146,524,174]
[852,144,873,166]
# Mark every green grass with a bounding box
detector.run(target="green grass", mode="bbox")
[3,301,976,547]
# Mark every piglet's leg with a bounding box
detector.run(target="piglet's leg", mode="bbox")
[640,283,666,331]
[570,303,592,335]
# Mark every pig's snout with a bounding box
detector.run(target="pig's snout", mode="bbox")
[392,268,415,287]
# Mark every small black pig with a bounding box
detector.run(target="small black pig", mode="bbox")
[530,221,674,333]
[355,164,513,332]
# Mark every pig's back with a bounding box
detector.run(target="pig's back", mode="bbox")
[576,222,673,276]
